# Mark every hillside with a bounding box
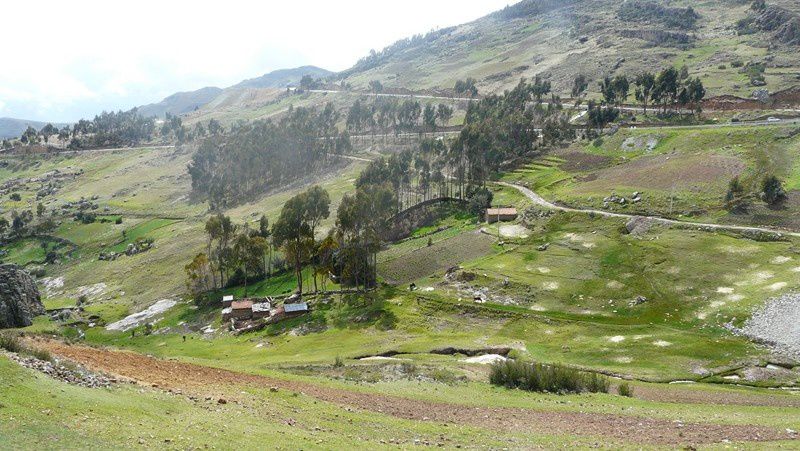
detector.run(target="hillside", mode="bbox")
[231,65,333,89]
[136,86,223,118]
[0,118,69,139]
[337,0,800,99]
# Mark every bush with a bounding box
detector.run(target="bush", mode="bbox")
[761,175,786,205]
[618,382,634,397]
[28,347,53,363]
[0,333,22,353]
[334,355,344,368]
[9,193,21,201]
[489,360,610,394]
[115,217,123,224]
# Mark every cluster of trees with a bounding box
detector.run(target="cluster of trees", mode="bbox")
[186,213,276,297]
[597,67,706,115]
[345,98,454,134]
[188,104,351,208]
[725,174,788,212]
[454,78,479,97]
[0,203,56,241]
[454,77,574,183]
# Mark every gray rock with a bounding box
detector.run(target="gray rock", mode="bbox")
[0,264,45,328]
[752,88,770,102]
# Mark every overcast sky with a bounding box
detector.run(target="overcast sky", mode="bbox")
[0,0,512,122]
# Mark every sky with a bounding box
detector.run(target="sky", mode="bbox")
[0,0,512,123]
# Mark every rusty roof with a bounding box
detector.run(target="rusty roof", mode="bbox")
[231,300,253,310]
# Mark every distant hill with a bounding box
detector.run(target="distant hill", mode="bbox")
[231,66,333,90]
[137,87,224,118]
[0,117,69,139]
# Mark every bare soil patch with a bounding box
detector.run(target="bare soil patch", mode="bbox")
[32,339,794,446]
[577,153,745,191]
[558,152,613,172]
[379,230,495,284]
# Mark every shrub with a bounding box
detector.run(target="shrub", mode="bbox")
[618,382,634,397]
[0,333,22,353]
[489,360,610,394]
[761,175,786,205]
[334,355,344,368]
[115,217,123,224]
[28,347,53,363]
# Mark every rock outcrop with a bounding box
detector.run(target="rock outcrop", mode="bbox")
[0,264,45,328]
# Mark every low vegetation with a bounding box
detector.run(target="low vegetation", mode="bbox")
[489,359,610,394]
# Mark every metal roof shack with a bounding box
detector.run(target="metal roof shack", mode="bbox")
[252,302,272,319]
[222,295,234,308]
[284,302,309,316]
[221,307,233,321]
[485,207,518,223]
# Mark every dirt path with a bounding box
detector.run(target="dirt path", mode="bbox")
[497,181,800,238]
[33,339,794,446]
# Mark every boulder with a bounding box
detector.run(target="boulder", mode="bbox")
[0,264,45,328]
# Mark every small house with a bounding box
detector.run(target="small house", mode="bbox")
[222,295,234,308]
[252,302,272,320]
[485,207,518,223]
[230,300,254,320]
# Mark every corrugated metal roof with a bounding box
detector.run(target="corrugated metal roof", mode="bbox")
[284,302,308,313]
[252,302,271,313]
[231,300,253,310]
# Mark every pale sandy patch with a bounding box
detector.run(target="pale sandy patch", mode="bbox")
[537,267,551,274]
[499,224,531,239]
[792,267,800,273]
[614,356,633,364]
[462,354,507,365]
[653,340,672,347]
[767,282,787,291]
[718,244,760,255]
[727,294,745,302]
[716,287,734,294]
[542,281,559,291]
[771,256,791,264]
[608,335,625,343]
[530,305,547,312]
[710,301,726,308]
[607,281,624,290]
[696,312,708,320]
[666,266,681,275]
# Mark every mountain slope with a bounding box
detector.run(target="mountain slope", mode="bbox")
[337,0,800,99]
[0,118,69,139]
[136,86,224,118]
[231,65,333,89]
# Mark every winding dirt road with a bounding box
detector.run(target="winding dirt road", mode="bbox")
[497,181,800,238]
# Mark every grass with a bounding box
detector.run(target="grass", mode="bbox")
[489,359,610,394]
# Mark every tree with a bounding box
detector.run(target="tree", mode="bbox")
[687,77,706,116]
[761,175,786,205]
[454,78,478,97]
[725,176,748,212]
[185,253,214,298]
[599,77,615,105]
[0,217,8,237]
[571,74,589,100]
[368,80,384,94]
[654,67,680,113]
[423,103,437,131]
[36,203,45,217]
[634,72,656,115]
[436,104,453,128]
[272,187,331,295]
[612,76,630,106]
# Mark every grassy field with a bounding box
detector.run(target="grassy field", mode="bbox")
[502,124,800,228]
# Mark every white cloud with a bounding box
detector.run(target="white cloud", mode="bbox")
[0,0,512,122]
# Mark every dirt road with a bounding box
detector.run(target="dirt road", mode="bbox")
[497,181,800,238]
[32,339,795,446]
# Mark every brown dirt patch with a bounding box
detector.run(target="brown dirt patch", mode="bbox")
[559,152,613,172]
[577,153,745,191]
[31,339,794,446]
[379,230,495,284]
